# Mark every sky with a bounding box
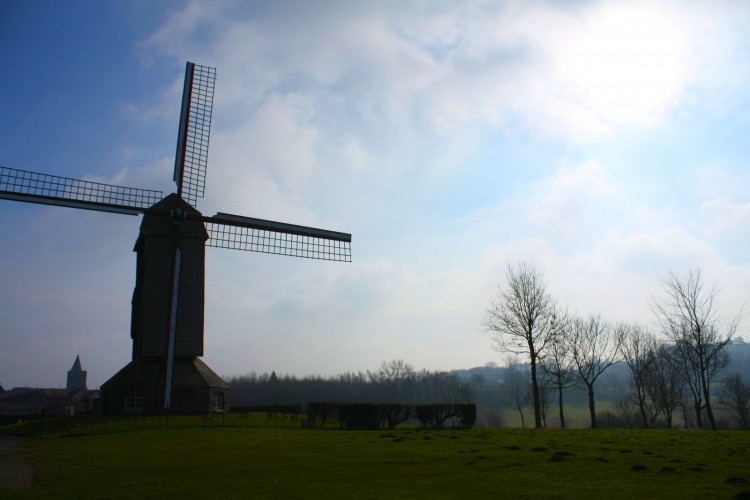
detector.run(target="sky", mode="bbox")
[1,0,748,389]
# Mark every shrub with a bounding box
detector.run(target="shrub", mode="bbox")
[338,404,381,430]
[382,404,411,430]
[457,404,477,428]
[306,402,338,428]
[415,405,435,427]
[415,404,477,429]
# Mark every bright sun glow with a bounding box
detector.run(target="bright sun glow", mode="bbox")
[560,5,687,126]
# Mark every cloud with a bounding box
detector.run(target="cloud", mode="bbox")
[523,159,620,248]
[692,165,750,264]
[142,1,701,144]
[137,0,750,210]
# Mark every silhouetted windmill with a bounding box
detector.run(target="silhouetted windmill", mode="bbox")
[0,62,351,415]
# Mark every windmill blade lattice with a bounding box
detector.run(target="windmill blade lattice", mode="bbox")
[174,62,216,207]
[204,213,352,262]
[0,165,163,215]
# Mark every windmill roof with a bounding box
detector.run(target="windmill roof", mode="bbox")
[101,358,228,389]
[135,193,208,248]
[147,193,203,216]
[192,358,229,388]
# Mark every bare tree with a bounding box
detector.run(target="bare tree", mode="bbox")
[484,262,558,429]
[618,323,658,428]
[504,359,531,428]
[414,369,472,405]
[665,340,706,427]
[370,359,416,402]
[540,316,578,428]
[568,314,622,428]
[441,372,474,405]
[537,371,557,428]
[718,373,750,430]
[651,268,739,430]
[613,393,638,427]
[644,343,685,428]
[374,359,415,384]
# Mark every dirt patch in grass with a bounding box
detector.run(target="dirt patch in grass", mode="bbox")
[549,451,572,462]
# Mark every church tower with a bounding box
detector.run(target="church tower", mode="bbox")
[66,355,87,392]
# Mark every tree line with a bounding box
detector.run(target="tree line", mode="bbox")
[483,263,746,430]
[227,359,473,408]
[305,402,477,429]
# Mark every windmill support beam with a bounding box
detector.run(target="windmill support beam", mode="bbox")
[0,165,163,215]
[173,62,194,199]
[0,192,144,215]
[209,212,351,242]
[204,213,352,262]
[164,248,182,410]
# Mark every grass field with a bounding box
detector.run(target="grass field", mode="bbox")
[500,402,615,429]
[2,416,749,498]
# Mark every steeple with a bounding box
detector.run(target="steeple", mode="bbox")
[66,355,87,392]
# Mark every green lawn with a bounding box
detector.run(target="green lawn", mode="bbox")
[2,419,749,498]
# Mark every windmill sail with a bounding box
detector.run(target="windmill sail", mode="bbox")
[0,166,163,215]
[0,164,351,262]
[173,62,216,207]
[204,212,352,262]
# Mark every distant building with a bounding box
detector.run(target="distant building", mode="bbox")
[66,355,87,392]
[0,355,98,423]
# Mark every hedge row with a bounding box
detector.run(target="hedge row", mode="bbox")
[306,402,476,430]
[415,404,477,429]
[231,404,304,414]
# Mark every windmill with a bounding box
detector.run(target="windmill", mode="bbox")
[0,62,352,415]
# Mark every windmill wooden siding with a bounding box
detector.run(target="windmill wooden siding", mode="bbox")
[132,194,207,359]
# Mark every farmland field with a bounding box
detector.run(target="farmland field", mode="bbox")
[2,416,749,498]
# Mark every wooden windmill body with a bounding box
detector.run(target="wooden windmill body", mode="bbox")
[0,63,352,415]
